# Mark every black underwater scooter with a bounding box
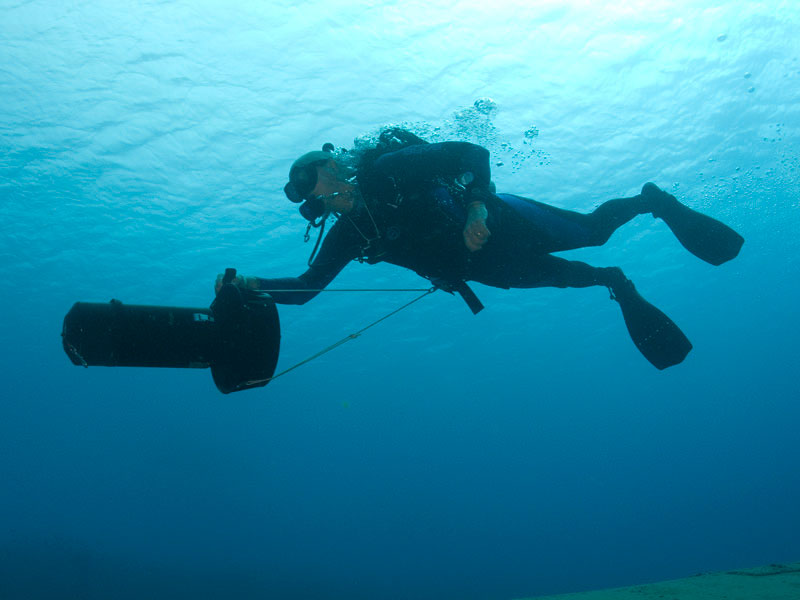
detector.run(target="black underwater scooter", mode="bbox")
[61,269,280,394]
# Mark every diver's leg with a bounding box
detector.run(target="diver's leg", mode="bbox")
[500,185,745,264]
[497,193,652,253]
[641,183,744,265]
[497,253,624,290]
[491,255,692,369]
[583,195,652,247]
[600,265,693,369]
[575,184,745,264]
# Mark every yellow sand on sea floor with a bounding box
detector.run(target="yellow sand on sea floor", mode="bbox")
[519,561,800,600]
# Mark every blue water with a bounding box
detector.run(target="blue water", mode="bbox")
[2,1,799,599]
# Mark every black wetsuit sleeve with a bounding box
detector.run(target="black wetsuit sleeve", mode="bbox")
[253,220,361,304]
[374,142,492,201]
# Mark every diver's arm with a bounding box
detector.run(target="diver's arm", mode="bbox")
[251,262,346,305]
[217,221,359,305]
[213,269,336,305]
[255,221,360,304]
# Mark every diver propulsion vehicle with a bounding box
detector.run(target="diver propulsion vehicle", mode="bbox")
[61,269,280,394]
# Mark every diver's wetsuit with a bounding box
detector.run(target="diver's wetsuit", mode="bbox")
[257,141,655,304]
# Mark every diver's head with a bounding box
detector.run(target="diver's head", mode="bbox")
[284,145,356,224]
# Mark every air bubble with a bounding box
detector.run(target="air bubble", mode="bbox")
[473,98,498,115]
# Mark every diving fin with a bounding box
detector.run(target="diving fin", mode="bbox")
[610,275,692,370]
[642,182,744,266]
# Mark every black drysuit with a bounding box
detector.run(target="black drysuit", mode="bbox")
[259,142,651,304]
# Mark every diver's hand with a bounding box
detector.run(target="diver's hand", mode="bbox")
[463,202,491,252]
[214,273,258,294]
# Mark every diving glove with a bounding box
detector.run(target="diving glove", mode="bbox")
[215,273,259,294]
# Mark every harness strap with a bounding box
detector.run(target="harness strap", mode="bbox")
[427,278,485,314]
[452,280,485,315]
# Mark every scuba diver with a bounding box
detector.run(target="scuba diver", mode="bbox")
[218,128,744,369]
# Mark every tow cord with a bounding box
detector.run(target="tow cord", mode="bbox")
[244,286,438,386]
